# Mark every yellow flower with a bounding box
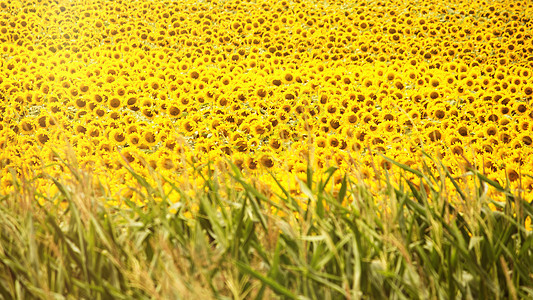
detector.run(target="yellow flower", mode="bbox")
[19,118,35,134]
[158,156,175,171]
[36,130,50,145]
[110,129,127,146]
[108,97,122,110]
[316,136,327,148]
[143,129,158,147]
[128,132,141,147]
[519,133,533,147]
[259,153,275,168]
[505,164,520,182]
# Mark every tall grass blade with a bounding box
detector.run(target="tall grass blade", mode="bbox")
[235,261,298,299]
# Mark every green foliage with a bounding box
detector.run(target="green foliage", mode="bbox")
[0,155,532,299]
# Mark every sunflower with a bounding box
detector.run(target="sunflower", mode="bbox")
[36,131,50,145]
[328,136,340,148]
[457,125,470,137]
[522,85,533,97]
[167,105,181,117]
[107,97,122,110]
[429,105,447,120]
[499,131,512,144]
[19,119,35,134]
[428,90,439,100]
[182,120,196,133]
[94,106,107,118]
[484,125,498,137]
[234,139,248,153]
[158,156,175,171]
[246,156,258,170]
[450,143,464,156]
[75,123,87,135]
[248,138,260,149]
[513,102,528,115]
[73,97,87,109]
[125,132,140,147]
[105,74,115,84]
[427,129,442,142]
[505,164,520,182]
[142,107,156,119]
[110,129,127,146]
[520,133,533,146]
[315,136,327,148]
[259,153,275,168]
[149,79,161,91]
[282,71,295,84]
[253,123,266,135]
[255,87,268,98]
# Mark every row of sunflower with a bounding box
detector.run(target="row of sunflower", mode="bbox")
[1,0,533,203]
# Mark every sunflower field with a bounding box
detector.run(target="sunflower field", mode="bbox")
[1,0,533,298]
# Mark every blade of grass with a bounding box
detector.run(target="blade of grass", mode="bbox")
[235,261,298,300]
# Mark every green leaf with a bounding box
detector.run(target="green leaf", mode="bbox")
[468,236,484,251]
[378,153,425,177]
[318,167,338,193]
[236,261,298,299]
[298,178,315,202]
[338,174,348,203]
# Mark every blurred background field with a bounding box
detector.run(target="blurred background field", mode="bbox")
[1,0,533,201]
